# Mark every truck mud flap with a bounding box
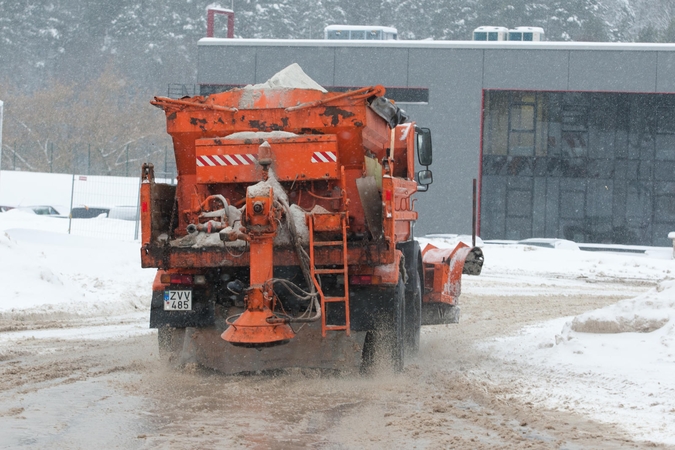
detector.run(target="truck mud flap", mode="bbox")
[177,322,367,374]
[356,175,383,240]
[421,303,460,326]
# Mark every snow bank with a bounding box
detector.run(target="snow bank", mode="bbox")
[0,230,72,312]
[0,212,155,319]
[480,259,675,445]
[570,280,675,334]
[468,242,673,287]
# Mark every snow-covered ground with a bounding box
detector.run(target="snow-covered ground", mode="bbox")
[0,209,156,345]
[484,289,675,445]
[468,243,675,445]
[1,179,674,445]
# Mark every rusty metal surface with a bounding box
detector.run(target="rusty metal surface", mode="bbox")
[141,242,395,269]
[179,323,366,374]
[356,176,383,240]
[195,135,340,184]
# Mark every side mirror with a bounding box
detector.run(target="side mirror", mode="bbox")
[416,127,432,166]
[417,169,433,191]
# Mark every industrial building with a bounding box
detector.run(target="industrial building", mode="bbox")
[195,39,675,246]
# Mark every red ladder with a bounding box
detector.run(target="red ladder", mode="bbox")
[308,212,350,337]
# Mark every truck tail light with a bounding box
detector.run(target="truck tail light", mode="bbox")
[349,275,382,285]
[160,273,194,285]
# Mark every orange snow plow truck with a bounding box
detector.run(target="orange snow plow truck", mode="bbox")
[141,64,483,373]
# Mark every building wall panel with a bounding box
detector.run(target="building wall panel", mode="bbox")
[483,49,569,90]
[569,51,657,92]
[198,46,257,85]
[254,47,336,86]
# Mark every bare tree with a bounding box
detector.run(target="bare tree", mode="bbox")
[0,66,170,175]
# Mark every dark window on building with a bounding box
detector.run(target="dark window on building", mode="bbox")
[481,90,675,246]
[657,107,675,134]
[561,104,589,158]
[509,101,536,156]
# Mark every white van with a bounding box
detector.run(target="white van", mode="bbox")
[324,25,397,40]
[472,26,508,41]
[508,26,545,41]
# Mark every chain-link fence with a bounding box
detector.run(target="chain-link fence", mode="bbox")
[2,143,177,180]
[0,170,175,241]
[67,174,142,241]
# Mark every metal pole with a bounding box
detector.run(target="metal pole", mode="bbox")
[50,142,54,173]
[87,143,90,175]
[13,141,16,169]
[164,145,168,179]
[133,175,142,240]
[68,173,75,235]
[207,9,215,37]
[0,101,4,195]
[227,11,234,38]
[126,144,129,177]
[472,178,477,248]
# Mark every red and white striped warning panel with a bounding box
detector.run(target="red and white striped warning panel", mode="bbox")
[310,151,337,163]
[197,154,257,167]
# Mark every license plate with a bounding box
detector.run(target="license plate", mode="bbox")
[163,290,192,310]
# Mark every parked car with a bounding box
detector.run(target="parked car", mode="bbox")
[70,206,110,219]
[16,205,64,216]
[108,206,139,221]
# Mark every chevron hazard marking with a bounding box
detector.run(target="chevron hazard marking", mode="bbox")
[310,151,337,163]
[196,154,257,167]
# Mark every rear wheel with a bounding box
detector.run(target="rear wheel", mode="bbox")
[388,276,406,371]
[404,271,422,356]
[361,275,405,373]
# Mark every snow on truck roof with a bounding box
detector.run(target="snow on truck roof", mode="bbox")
[243,63,327,92]
[224,131,298,140]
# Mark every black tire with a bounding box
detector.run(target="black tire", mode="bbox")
[378,275,406,372]
[389,276,406,371]
[157,326,186,365]
[360,275,405,373]
[404,270,422,356]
